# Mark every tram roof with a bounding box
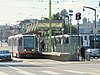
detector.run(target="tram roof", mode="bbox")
[52,34,80,38]
[8,34,37,39]
[14,34,37,37]
[8,35,15,39]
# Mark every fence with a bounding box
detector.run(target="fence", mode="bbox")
[55,44,78,53]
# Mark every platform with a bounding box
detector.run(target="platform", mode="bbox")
[42,52,79,61]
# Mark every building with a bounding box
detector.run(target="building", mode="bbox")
[79,18,100,48]
[79,18,93,34]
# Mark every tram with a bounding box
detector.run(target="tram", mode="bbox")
[8,34,38,58]
[81,34,100,48]
[52,34,80,45]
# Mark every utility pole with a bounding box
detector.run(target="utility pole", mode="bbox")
[48,0,52,52]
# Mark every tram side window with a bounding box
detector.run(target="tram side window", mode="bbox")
[19,38,22,46]
[65,37,69,44]
[56,37,61,44]
[84,36,87,40]
[8,39,10,46]
[13,38,16,46]
[14,38,18,46]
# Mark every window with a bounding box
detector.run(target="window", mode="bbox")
[19,37,22,46]
[23,36,34,48]
[84,36,87,40]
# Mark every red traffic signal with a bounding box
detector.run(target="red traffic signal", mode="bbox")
[75,12,81,20]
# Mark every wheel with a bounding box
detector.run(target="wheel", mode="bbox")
[16,54,20,58]
[9,59,12,61]
[93,57,95,58]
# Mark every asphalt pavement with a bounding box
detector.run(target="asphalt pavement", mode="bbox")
[0,42,100,63]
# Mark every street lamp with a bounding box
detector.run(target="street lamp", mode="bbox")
[83,6,96,48]
[69,10,73,46]
[99,1,100,6]
[59,13,69,33]
[61,28,64,53]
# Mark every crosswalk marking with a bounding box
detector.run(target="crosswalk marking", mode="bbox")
[64,70,97,75]
[0,72,9,75]
[65,70,87,74]
[41,71,61,74]
[7,65,37,75]
[3,65,99,75]
[17,70,36,75]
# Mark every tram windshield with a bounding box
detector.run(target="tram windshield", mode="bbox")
[23,36,34,48]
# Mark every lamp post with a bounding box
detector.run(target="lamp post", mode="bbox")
[69,10,73,46]
[59,13,69,34]
[83,6,96,48]
[61,28,64,53]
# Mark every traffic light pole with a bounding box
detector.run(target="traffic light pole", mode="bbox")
[75,12,81,47]
[77,20,80,47]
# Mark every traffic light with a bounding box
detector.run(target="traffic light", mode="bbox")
[75,12,81,20]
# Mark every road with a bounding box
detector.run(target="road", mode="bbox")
[0,58,100,75]
[0,42,100,75]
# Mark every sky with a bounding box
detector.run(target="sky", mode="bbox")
[0,0,100,25]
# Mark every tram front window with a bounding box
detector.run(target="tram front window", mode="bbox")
[23,36,34,48]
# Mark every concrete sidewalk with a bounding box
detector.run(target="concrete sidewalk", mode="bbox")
[42,52,79,61]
